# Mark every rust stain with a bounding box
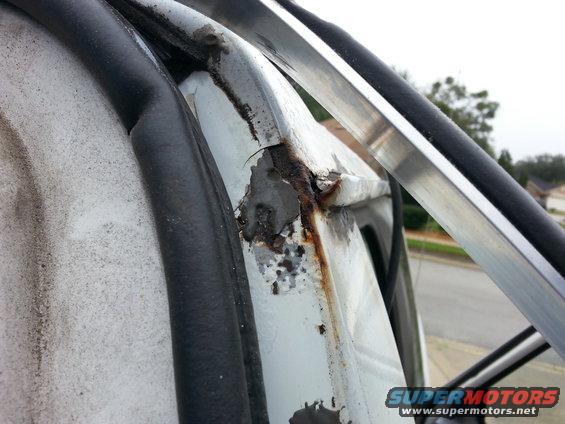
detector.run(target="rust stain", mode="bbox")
[208,71,259,141]
[317,176,342,209]
[105,1,210,82]
[228,98,340,332]
[278,258,294,273]
[271,281,279,295]
[268,140,340,344]
[307,219,340,344]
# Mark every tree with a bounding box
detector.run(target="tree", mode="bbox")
[518,170,529,187]
[292,85,332,122]
[425,76,499,157]
[497,149,515,178]
[515,154,565,184]
[295,73,501,160]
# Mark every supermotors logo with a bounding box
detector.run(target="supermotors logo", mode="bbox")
[385,387,560,418]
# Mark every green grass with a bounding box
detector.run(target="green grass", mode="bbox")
[424,220,447,234]
[407,238,470,259]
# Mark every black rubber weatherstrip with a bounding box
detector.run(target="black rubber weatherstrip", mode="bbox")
[415,326,548,423]
[277,0,565,278]
[384,174,403,315]
[4,0,268,422]
[444,326,549,390]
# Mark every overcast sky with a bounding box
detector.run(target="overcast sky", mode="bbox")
[297,0,564,161]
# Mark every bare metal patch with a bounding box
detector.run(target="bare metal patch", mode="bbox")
[238,151,300,244]
[289,401,349,424]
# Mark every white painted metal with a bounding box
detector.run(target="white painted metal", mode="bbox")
[317,174,391,207]
[167,1,408,421]
[0,5,177,423]
[1,1,412,422]
[176,0,565,359]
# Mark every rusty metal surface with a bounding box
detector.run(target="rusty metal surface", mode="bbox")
[0,1,410,422]
[161,0,408,421]
[173,0,565,360]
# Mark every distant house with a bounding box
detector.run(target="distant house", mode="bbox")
[547,183,565,213]
[526,176,554,207]
[526,176,565,213]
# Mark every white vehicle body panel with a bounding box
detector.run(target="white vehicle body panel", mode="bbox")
[172,2,407,421]
[0,1,410,422]
[0,5,177,422]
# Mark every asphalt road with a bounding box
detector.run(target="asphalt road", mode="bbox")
[409,254,562,366]
[410,255,565,424]
[409,254,564,423]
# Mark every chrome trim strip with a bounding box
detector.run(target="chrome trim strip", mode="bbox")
[456,331,548,388]
[172,0,565,356]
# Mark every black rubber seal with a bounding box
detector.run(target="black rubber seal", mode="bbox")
[277,0,565,278]
[5,0,268,422]
[416,326,548,423]
[445,326,549,390]
[384,174,404,315]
